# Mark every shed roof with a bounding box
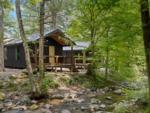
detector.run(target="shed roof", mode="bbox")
[4,29,75,46]
[63,41,90,51]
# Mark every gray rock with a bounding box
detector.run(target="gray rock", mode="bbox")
[81,106,88,111]
[75,98,85,103]
[89,104,100,112]
[51,94,64,99]
[60,109,71,113]
[103,87,109,92]
[93,111,112,113]
[4,110,24,113]
[105,96,112,100]
[19,96,31,105]
[91,98,101,104]
[114,89,122,95]
[39,108,52,113]
[99,104,106,109]
[4,101,13,107]
[93,111,103,113]
[68,94,77,99]
[43,104,53,109]
[31,100,38,104]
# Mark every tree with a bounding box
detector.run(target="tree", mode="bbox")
[140,0,150,110]
[15,0,37,94]
[39,0,47,96]
[0,2,4,72]
[39,0,45,78]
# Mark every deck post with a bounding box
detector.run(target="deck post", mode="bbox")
[71,44,76,72]
[83,50,86,65]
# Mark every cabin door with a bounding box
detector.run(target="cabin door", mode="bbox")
[49,46,55,65]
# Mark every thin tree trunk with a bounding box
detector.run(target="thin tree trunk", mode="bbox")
[140,0,150,110]
[105,45,109,80]
[16,0,36,94]
[39,0,45,79]
[0,4,4,72]
[105,29,110,80]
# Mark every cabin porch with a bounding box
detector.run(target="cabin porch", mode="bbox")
[31,54,90,72]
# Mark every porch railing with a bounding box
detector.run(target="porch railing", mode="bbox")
[31,55,91,63]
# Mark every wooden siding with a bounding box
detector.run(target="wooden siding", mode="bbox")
[4,37,63,69]
[4,44,26,68]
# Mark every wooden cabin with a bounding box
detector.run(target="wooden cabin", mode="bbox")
[4,29,75,70]
[63,41,91,69]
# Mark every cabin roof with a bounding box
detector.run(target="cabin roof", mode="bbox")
[4,29,75,46]
[63,41,90,51]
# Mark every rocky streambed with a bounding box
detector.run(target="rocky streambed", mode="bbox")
[0,85,128,113]
[0,71,141,113]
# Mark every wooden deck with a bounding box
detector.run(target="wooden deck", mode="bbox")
[31,55,91,72]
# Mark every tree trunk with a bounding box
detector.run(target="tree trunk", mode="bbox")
[0,4,4,72]
[105,29,110,80]
[15,0,37,94]
[39,0,45,78]
[140,0,150,110]
[105,45,109,80]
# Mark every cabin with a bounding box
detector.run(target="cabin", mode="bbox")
[4,29,75,70]
[63,41,92,69]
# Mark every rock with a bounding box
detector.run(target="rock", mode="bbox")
[4,110,24,113]
[91,98,101,104]
[4,101,13,107]
[88,94,97,98]
[51,94,64,99]
[68,94,77,99]
[90,88,97,92]
[60,109,71,113]
[114,89,122,95]
[71,107,78,110]
[81,106,88,111]
[43,104,53,109]
[93,111,103,113]
[121,82,129,88]
[19,96,31,105]
[0,92,5,101]
[1,108,6,112]
[0,104,4,112]
[105,96,112,100]
[77,90,85,96]
[29,104,39,110]
[31,100,38,104]
[94,111,112,113]
[13,105,27,111]
[99,104,106,109]
[75,98,85,103]
[89,104,100,112]
[105,100,113,105]
[103,87,109,92]
[96,89,104,94]
[37,108,52,113]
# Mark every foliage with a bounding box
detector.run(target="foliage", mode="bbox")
[41,75,59,93]
[113,101,132,113]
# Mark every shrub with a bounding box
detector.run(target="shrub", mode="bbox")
[113,101,132,113]
[41,75,59,93]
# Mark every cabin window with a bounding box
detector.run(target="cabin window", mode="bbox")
[4,47,7,60]
[15,47,20,61]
